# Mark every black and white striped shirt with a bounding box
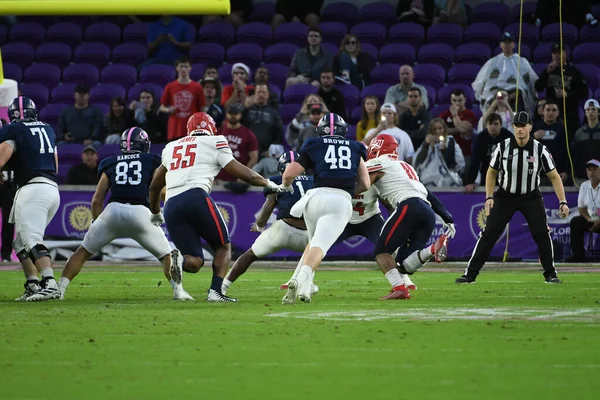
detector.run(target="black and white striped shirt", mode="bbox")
[489,137,555,195]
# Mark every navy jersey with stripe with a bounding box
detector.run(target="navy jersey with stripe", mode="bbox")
[266,175,314,219]
[99,152,162,207]
[296,136,366,195]
[0,120,58,187]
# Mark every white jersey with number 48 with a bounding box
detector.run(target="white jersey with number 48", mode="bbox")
[161,135,234,202]
[366,155,428,206]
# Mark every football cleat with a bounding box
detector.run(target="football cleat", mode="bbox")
[15,280,40,301]
[206,289,238,302]
[26,278,61,301]
[433,234,449,263]
[280,282,319,295]
[169,249,183,285]
[401,274,417,291]
[545,277,562,284]
[282,279,299,305]
[298,279,312,303]
[455,275,476,284]
[380,285,411,300]
[173,289,195,301]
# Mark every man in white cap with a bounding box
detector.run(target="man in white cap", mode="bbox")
[222,63,253,109]
[362,103,415,164]
[568,159,600,262]
[573,99,600,180]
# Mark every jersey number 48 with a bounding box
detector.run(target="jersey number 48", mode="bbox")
[324,145,351,170]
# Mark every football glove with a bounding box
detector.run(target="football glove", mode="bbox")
[150,212,164,226]
[443,222,456,239]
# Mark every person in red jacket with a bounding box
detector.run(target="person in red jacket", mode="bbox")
[160,57,206,141]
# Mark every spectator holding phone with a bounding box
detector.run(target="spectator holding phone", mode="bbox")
[478,90,514,133]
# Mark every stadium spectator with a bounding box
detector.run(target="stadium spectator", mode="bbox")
[242,84,283,157]
[333,34,374,88]
[296,103,326,150]
[477,90,514,133]
[568,159,600,262]
[433,0,468,26]
[439,88,477,163]
[464,113,513,193]
[472,32,538,113]
[66,146,100,185]
[317,69,347,120]
[0,166,15,262]
[252,144,285,178]
[363,103,415,164]
[399,86,431,148]
[159,57,206,141]
[532,99,569,184]
[144,16,193,69]
[223,63,254,109]
[129,89,168,144]
[355,96,380,142]
[202,65,222,101]
[286,27,333,87]
[573,99,600,180]
[285,94,328,147]
[413,117,465,187]
[202,77,224,129]
[534,44,589,136]
[534,99,546,124]
[272,0,323,28]
[534,0,598,28]
[247,66,280,109]
[397,0,435,25]
[104,97,133,144]
[58,84,104,147]
[384,65,429,116]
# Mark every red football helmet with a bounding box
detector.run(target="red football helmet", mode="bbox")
[187,112,217,136]
[367,134,398,160]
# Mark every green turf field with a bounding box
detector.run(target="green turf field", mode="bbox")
[1,264,599,400]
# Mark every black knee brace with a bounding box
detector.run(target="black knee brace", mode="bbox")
[16,249,30,262]
[30,244,51,262]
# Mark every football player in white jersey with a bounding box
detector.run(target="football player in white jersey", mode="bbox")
[148,112,282,302]
[366,134,456,300]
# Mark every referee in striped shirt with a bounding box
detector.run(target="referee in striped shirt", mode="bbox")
[456,111,570,284]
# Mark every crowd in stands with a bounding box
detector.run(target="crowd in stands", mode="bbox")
[2,0,600,193]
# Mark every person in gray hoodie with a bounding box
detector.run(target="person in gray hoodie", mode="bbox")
[242,84,283,157]
[286,27,333,88]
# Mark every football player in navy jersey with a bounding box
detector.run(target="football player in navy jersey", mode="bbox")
[0,96,62,301]
[56,127,194,301]
[221,151,318,296]
[278,113,371,304]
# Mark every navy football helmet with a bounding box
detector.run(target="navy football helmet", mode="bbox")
[315,113,348,137]
[8,96,38,122]
[120,127,151,154]
[277,151,299,175]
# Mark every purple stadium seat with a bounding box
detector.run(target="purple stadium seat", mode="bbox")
[57,144,85,161]
[268,84,282,101]
[334,83,360,110]
[198,22,235,47]
[437,84,475,108]
[421,85,437,107]
[350,22,387,47]
[186,22,197,43]
[430,104,448,118]
[321,2,360,29]
[0,25,7,44]
[127,83,164,102]
[1,43,35,69]
[20,83,49,109]
[264,63,289,89]
[85,22,122,47]
[190,43,226,66]
[472,2,510,28]
[39,104,68,131]
[139,64,176,87]
[274,22,309,48]
[123,23,148,44]
[494,43,531,60]
[51,84,78,104]
[74,43,111,68]
[511,1,537,23]
[93,103,111,116]
[35,42,72,69]
[9,22,45,46]
[236,22,272,47]
[112,43,148,66]
[279,104,300,125]
[370,64,400,85]
[573,43,600,66]
[101,64,138,91]
[464,22,501,49]
[454,43,492,66]
[414,64,446,89]
[361,83,389,104]
[378,44,416,66]
[151,143,166,156]
[346,125,357,140]
[577,64,600,91]
[283,84,318,104]
[358,2,396,27]
[447,64,481,85]
[97,144,121,161]
[227,43,264,70]
[90,84,126,104]
[417,43,454,70]
[360,43,378,64]
[541,23,578,48]
[426,23,463,48]
[320,43,339,56]
[504,23,539,50]
[45,22,83,48]
[24,64,61,90]
[534,42,570,64]
[579,25,600,44]
[388,23,425,48]
[190,64,206,82]
[249,2,276,24]
[350,106,361,125]
[58,16,94,28]
[218,64,236,85]
[264,43,299,66]
[318,22,348,47]
[62,64,100,88]
[532,63,546,77]
[3,63,23,82]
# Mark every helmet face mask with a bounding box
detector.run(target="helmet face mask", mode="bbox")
[367,134,398,160]
[187,112,217,136]
[8,96,38,123]
[316,113,348,137]
[120,127,151,154]
[277,151,299,175]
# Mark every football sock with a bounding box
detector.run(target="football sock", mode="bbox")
[298,265,313,282]
[58,277,70,293]
[290,255,306,280]
[385,268,404,288]
[222,278,233,292]
[27,275,39,282]
[169,279,180,290]
[40,268,54,279]
[402,250,427,273]
[211,276,224,292]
